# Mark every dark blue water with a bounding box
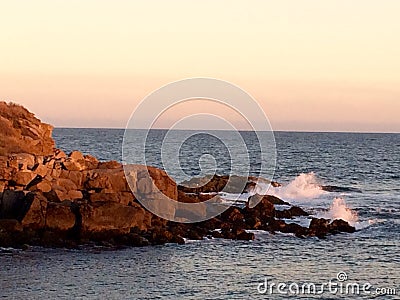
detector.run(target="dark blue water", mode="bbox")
[1,129,398,299]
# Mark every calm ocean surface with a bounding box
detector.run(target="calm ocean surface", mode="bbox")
[1,129,399,299]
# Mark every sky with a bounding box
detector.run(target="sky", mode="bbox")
[0,0,399,132]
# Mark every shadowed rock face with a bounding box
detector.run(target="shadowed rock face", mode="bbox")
[0,102,55,156]
[0,103,356,249]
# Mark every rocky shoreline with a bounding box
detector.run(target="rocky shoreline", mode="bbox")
[0,102,356,249]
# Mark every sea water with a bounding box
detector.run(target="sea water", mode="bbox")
[1,129,398,299]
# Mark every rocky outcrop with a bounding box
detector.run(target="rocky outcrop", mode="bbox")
[0,102,357,249]
[0,102,54,156]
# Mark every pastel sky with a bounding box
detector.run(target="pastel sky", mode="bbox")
[1,0,399,132]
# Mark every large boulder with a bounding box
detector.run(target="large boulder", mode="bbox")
[45,201,76,231]
[80,201,150,234]
[20,192,48,229]
[125,165,178,221]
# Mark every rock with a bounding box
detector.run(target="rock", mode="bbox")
[0,219,23,233]
[0,102,55,156]
[0,181,6,193]
[32,163,48,177]
[89,191,135,206]
[54,149,67,159]
[244,194,275,223]
[62,170,85,189]
[29,180,52,193]
[86,168,129,192]
[269,219,287,232]
[236,230,255,241]
[69,150,85,161]
[329,219,356,234]
[275,206,309,219]
[45,201,76,231]
[248,194,288,207]
[84,155,99,170]
[271,181,282,187]
[262,195,289,205]
[62,158,86,171]
[67,190,83,200]
[0,167,14,181]
[21,192,47,229]
[80,201,150,234]
[98,161,122,169]
[11,171,37,186]
[245,216,262,229]
[10,153,35,170]
[309,218,330,238]
[53,178,78,191]
[175,190,208,220]
[0,156,8,169]
[280,222,308,237]
[221,207,245,227]
[0,190,27,219]
[178,175,249,194]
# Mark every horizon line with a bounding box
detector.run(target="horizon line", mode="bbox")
[53,126,400,134]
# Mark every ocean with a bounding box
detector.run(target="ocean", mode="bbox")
[1,129,399,299]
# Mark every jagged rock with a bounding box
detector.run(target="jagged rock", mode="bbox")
[309,218,330,238]
[329,219,356,234]
[248,194,288,206]
[244,194,276,223]
[63,157,86,171]
[32,163,48,177]
[275,206,309,219]
[221,207,245,228]
[54,149,67,159]
[83,154,99,170]
[0,102,55,156]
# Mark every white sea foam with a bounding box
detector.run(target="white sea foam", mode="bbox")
[320,197,359,225]
[318,197,375,230]
[267,172,326,201]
